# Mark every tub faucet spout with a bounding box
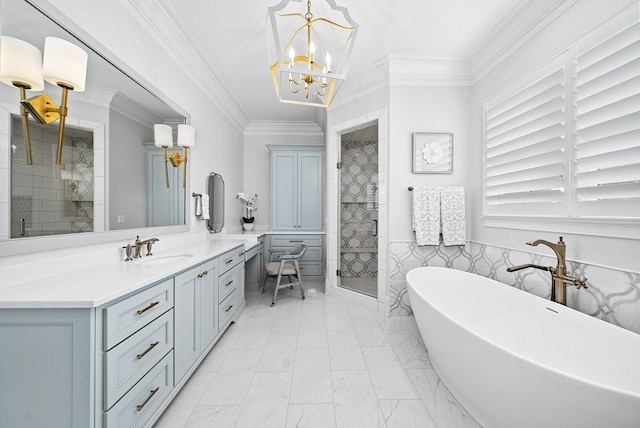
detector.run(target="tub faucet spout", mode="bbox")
[508,236,588,305]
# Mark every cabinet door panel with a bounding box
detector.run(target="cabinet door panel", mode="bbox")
[272,152,298,230]
[174,267,200,384]
[199,260,218,350]
[298,152,323,231]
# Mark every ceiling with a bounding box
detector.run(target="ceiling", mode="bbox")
[159,0,540,125]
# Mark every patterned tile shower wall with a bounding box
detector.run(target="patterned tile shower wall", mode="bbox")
[341,140,378,278]
[389,241,640,335]
[10,117,94,237]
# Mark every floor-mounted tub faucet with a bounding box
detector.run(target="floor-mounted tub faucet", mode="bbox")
[507,236,587,305]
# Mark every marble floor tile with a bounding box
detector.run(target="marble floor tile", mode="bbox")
[328,329,367,370]
[235,371,292,428]
[332,370,384,428]
[297,325,328,348]
[379,399,437,428]
[290,348,333,403]
[184,405,242,427]
[257,330,298,372]
[407,368,481,428]
[353,316,390,347]
[362,346,419,399]
[285,403,336,428]
[198,348,262,405]
[384,329,432,369]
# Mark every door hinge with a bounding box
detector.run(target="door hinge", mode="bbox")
[337,162,342,169]
[336,269,341,276]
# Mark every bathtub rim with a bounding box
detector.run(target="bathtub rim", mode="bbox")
[406,266,640,401]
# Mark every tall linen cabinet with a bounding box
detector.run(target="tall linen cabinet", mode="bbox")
[268,145,324,231]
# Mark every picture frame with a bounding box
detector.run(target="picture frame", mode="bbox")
[412,132,453,173]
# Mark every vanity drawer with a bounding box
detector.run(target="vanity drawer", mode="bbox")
[104,279,173,350]
[104,351,174,428]
[104,310,173,410]
[298,262,323,276]
[218,263,242,303]
[218,248,239,274]
[270,234,323,247]
[268,246,322,262]
[244,243,260,261]
[219,290,238,329]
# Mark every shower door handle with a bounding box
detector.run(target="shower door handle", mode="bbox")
[372,220,378,237]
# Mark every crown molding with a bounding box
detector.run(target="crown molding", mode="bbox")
[470,0,580,83]
[120,0,248,132]
[244,121,325,137]
[388,55,472,86]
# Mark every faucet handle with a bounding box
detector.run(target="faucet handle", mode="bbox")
[122,244,133,261]
[575,277,588,289]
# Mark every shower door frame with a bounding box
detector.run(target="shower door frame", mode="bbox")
[326,108,389,313]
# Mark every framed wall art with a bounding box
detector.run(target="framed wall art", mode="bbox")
[412,132,453,173]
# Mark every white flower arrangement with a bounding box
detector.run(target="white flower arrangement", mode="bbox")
[236,192,258,221]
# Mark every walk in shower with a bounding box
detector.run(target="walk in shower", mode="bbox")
[339,124,378,297]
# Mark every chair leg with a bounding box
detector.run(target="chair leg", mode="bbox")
[287,275,294,288]
[294,260,305,300]
[272,273,283,306]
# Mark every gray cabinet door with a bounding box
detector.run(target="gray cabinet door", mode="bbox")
[199,260,219,350]
[174,265,201,384]
[271,148,323,231]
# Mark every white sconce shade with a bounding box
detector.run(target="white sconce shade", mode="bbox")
[0,36,44,90]
[154,124,174,148]
[42,37,88,91]
[177,124,195,148]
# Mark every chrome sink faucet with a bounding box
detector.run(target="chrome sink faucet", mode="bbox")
[507,236,587,305]
[134,236,159,258]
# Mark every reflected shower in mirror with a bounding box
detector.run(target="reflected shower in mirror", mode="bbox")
[0,0,188,241]
[207,173,224,233]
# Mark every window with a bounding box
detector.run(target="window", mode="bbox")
[483,17,639,226]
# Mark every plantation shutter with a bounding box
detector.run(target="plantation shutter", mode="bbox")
[484,66,567,211]
[574,21,640,216]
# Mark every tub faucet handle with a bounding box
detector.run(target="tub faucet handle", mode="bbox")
[575,277,588,290]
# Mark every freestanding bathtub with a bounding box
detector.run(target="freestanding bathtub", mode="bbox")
[406,267,640,428]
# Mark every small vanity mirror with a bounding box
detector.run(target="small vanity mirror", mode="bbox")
[207,173,224,233]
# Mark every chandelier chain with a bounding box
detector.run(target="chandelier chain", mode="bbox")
[305,0,313,21]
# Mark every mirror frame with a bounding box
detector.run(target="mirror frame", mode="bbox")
[0,0,191,257]
[207,172,224,234]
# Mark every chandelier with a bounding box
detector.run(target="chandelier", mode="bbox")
[268,0,358,108]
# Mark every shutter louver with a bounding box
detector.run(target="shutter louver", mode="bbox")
[575,22,640,210]
[485,68,566,206]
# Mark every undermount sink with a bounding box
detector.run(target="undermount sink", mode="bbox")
[134,252,195,266]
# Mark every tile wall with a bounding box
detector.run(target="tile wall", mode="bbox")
[389,241,640,334]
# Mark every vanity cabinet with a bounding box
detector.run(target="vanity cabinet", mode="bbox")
[244,236,265,287]
[268,145,324,231]
[0,242,246,428]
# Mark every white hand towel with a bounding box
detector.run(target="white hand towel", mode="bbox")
[440,186,465,246]
[201,194,210,220]
[412,186,440,246]
[194,195,202,216]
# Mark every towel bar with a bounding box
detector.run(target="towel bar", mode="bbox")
[192,192,202,197]
[408,186,414,191]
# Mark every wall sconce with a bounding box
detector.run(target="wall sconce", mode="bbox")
[0,36,87,166]
[154,123,195,188]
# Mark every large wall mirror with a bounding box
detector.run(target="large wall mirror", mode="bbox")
[0,0,189,255]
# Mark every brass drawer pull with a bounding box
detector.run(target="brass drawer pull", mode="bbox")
[136,301,159,315]
[225,258,234,264]
[197,270,208,278]
[136,341,160,360]
[136,386,160,411]
[225,304,234,312]
[225,280,234,287]
[289,240,303,243]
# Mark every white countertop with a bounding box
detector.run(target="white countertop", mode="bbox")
[0,239,248,309]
